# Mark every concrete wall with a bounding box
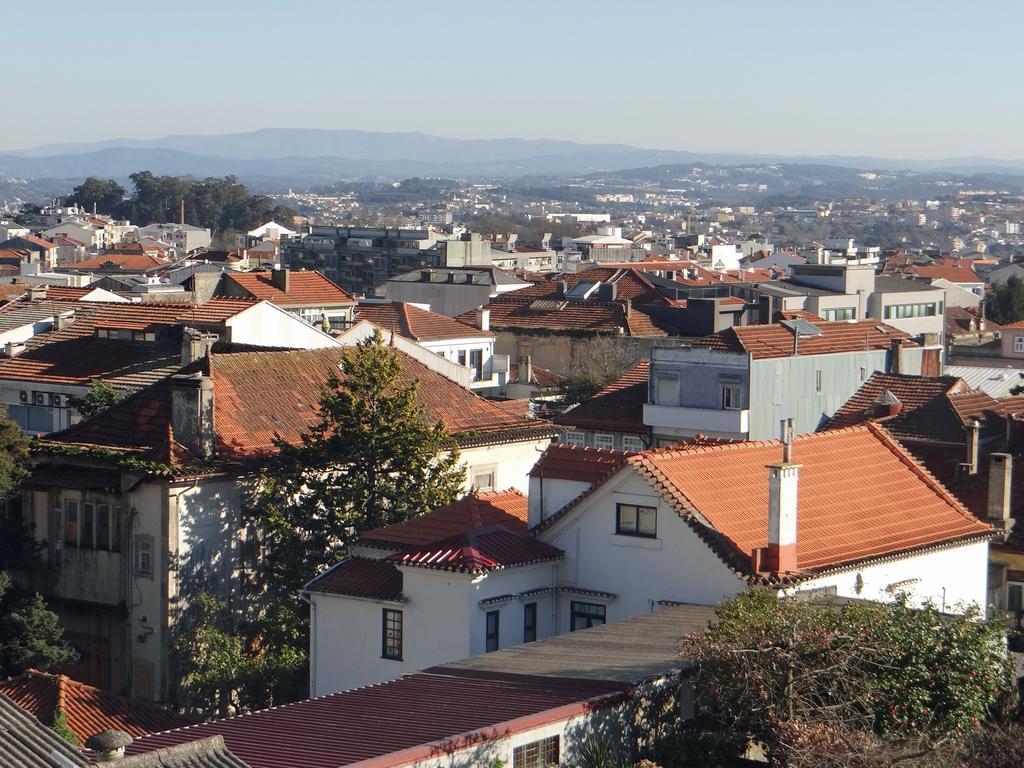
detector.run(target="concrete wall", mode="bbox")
[226,302,340,349]
[461,438,552,494]
[384,281,495,318]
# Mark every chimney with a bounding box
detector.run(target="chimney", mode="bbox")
[890,338,904,374]
[181,328,218,366]
[765,419,799,574]
[518,354,533,385]
[170,372,215,459]
[475,307,490,332]
[624,299,632,319]
[270,267,290,293]
[29,285,47,301]
[987,453,1013,533]
[873,390,902,419]
[961,418,981,476]
[86,730,134,762]
[420,269,432,282]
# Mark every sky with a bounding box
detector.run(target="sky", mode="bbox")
[4,0,1022,159]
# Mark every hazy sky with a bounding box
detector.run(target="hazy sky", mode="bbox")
[5,0,1022,158]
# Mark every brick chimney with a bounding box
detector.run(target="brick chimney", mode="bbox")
[987,452,1013,533]
[475,307,490,332]
[890,338,904,374]
[170,372,215,459]
[270,267,290,293]
[764,418,799,574]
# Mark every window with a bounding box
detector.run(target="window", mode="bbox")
[570,340,586,369]
[883,302,937,319]
[571,601,606,631]
[616,503,657,537]
[1015,336,1024,354]
[654,374,679,406]
[135,536,153,577]
[485,610,500,652]
[821,307,855,321]
[721,383,742,410]
[472,470,495,492]
[96,503,111,551]
[815,369,822,393]
[64,499,78,547]
[513,736,559,768]
[469,349,483,380]
[622,434,645,452]
[516,339,531,360]
[457,349,467,366]
[1010,584,1023,614]
[561,430,585,446]
[523,602,537,643]
[80,502,94,549]
[382,609,403,660]
[593,432,615,450]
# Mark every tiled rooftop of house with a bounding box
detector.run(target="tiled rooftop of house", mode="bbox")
[356,301,491,341]
[68,251,169,272]
[127,668,628,768]
[823,372,1006,445]
[907,264,983,283]
[304,557,404,601]
[221,270,355,307]
[393,527,563,573]
[0,669,189,743]
[554,361,649,434]
[626,424,992,577]
[693,319,915,360]
[530,444,633,484]
[361,489,528,548]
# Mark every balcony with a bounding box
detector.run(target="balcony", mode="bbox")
[643,403,749,437]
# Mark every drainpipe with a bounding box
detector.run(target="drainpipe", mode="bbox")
[300,591,316,698]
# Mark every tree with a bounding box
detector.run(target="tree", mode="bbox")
[69,380,123,421]
[63,178,126,214]
[987,275,1024,325]
[679,590,1014,767]
[254,330,466,593]
[0,572,77,676]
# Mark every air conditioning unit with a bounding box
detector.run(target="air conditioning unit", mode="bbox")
[49,393,66,408]
[32,392,47,406]
[18,391,28,403]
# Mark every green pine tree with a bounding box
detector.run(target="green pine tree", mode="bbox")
[0,572,77,676]
[254,329,466,593]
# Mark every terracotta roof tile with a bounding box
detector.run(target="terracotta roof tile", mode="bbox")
[71,252,168,271]
[530,444,632,484]
[554,361,648,434]
[627,424,992,575]
[304,557,404,600]
[223,270,355,307]
[694,319,915,360]
[361,490,528,548]
[910,264,983,283]
[0,670,188,742]
[824,372,1005,445]
[356,301,491,341]
[392,527,563,573]
[457,298,668,336]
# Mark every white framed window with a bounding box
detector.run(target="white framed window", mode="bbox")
[472,469,495,491]
[1014,336,1024,354]
[513,736,559,768]
[721,383,742,410]
[135,535,153,578]
[561,430,585,446]
[622,435,645,452]
[654,374,679,406]
[593,432,615,450]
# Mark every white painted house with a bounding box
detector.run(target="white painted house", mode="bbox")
[307,426,996,697]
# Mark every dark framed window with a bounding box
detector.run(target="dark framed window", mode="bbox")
[382,608,403,660]
[616,503,657,538]
[485,610,500,652]
[64,499,78,547]
[80,502,95,549]
[1010,584,1023,614]
[513,735,559,768]
[96,503,110,551]
[721,383,742,410]
[469,349,483,379]
[523,602,537,643]
[570,601,606,632]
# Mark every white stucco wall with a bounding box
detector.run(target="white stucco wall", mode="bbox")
[461,438,551,494]
[226,301,340,349]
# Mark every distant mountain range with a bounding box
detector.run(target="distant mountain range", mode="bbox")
[2,128,1024,187]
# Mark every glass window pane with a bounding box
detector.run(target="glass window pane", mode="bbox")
[97,504,110,551]
[638,506,657,535]
[64,500,78,547]
[81,503,94,549]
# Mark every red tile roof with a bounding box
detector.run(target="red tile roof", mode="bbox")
[361,490,528,548]
[356,302,491,341]
[554,362,648,434]
[910,264,983,284]
[209,347,558,459]
[530,444,632,484]
[0,669,188,742]
[12,234,57,250]
[392,527,563,573]
[304,557,404,600]
[128,669,628,768]
[458,297,668,336]
[222,270,355,307]
[70,252,168,271]
[694,319,915,360]
[625,424,992,578]
[824,373,1006,445]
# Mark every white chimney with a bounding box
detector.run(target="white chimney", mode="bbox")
[987,452,1013,533]
[765,418,799,574]
[475,307,490,332]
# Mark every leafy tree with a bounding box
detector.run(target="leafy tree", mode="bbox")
[63,178,126,214]
[69,380,123,421]
[679,590,1014,767]
[560,372,605,406]
[988,275,1024,325]
[254,329,466,593]
[0,572,77,676]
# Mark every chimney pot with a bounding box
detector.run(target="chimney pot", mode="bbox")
[86,729,134,762]
[987,452,1013,533]
[270,268,290,293]
[765,418,799,574]
[475,307,490,332]
[965,418,981,475]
